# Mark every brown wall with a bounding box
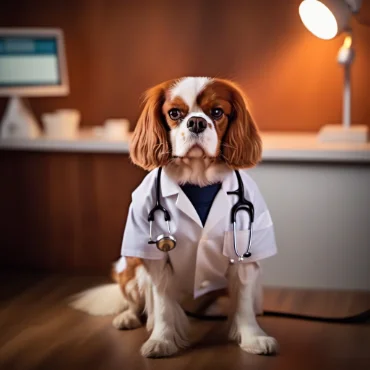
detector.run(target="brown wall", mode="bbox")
[0,151,146,273]
[1,1,370,273]
[1,0,370,132]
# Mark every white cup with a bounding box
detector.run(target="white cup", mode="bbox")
[104,119,130,140]
[55,109,81,125]
[42,109,80,139]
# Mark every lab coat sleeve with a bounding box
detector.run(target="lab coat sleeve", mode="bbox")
[120,171,166,260]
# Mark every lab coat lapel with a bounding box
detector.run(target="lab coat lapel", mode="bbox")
[176,190,203,228]
[203,172,234,234]
[161,168,203,228]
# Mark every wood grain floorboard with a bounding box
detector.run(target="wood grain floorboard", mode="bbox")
[0,271,369,370]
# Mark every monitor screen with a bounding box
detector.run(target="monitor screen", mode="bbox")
[0,36,60,87]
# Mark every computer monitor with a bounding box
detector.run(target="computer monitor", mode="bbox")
[0,28,69,138]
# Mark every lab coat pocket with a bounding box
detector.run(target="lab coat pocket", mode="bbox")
[223,230,253,262]
[223,227,277,263]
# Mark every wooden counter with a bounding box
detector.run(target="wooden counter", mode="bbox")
[1,132,369,289]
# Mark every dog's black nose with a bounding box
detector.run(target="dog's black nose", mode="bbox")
[187,116,207,134]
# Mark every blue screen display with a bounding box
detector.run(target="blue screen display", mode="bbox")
[0,38,57,55]
[0,36,60,86]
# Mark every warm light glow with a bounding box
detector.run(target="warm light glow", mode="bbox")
[343,35,352,48]
[299,0,338,40]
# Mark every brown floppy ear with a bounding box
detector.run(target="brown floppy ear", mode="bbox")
[130,84,171,171]
[221,81,262,169]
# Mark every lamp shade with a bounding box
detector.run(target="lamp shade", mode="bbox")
[299,0,352,39]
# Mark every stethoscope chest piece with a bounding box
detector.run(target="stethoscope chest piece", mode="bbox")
[155,235,177,252]
[148,219,177,252]
[148,167,177,252]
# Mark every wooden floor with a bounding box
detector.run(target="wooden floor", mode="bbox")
[0,270,369,370]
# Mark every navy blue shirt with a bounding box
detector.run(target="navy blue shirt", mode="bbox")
[180,183,222,226]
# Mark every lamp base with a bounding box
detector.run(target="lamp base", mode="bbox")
[318,124,369,143]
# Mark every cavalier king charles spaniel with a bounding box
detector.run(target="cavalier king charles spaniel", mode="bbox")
[71,77,278,358]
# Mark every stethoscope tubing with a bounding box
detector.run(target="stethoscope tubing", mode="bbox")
[148,168,254,260]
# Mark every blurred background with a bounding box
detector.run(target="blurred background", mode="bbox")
[1,0,370,131]
[0,0,369,291]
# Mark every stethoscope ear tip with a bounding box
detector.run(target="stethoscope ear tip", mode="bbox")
[230,252,252,264]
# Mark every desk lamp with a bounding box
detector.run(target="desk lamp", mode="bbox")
[299,0,368,142]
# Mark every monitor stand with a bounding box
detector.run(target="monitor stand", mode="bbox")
[1,96,41,139]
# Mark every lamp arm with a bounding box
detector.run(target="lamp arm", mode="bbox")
[337,32,355,129]
[345,0,362,13]
[342,58,351,129]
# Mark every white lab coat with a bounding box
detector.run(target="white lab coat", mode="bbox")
[118,168,277,300]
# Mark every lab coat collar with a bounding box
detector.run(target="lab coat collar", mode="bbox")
[161,167,235,230]
[161,168,181,198]
[162,168,203,227]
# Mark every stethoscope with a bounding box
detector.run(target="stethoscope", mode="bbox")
[147,168,254,262]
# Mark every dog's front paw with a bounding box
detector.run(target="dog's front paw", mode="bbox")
[112,310,141,330]
[140,339,179,358]
[240,336,279,355]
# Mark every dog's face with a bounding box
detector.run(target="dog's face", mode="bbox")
[130,77,262,171]
[163,77,231,159]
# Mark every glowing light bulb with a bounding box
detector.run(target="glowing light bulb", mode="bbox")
[343,35,352,48]
[299,0,338,40]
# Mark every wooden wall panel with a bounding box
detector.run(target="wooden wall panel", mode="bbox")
[0,152,145,272]
[0,0,370,273]
[0,0,369,132]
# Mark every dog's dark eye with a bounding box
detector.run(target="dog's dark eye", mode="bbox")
[211,108,224,119]
[168,108,181,120]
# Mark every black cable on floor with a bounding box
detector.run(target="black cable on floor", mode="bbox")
[185,309,370,324]
[262,309,370,324]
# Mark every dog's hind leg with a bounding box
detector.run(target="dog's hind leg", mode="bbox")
[112,273,142,329]
[112,258,148,330]
[70,257,146,331]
